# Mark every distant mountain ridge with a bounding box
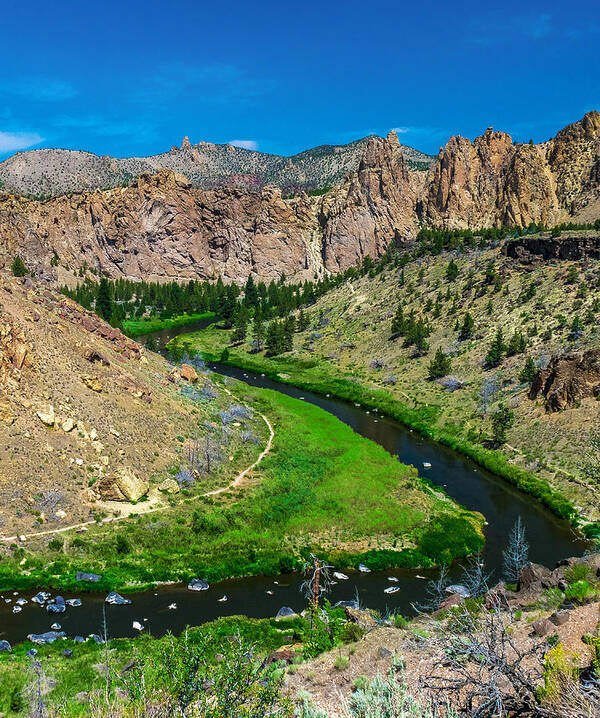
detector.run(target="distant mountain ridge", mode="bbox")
[0,111,599,286]
[0,134,435,198]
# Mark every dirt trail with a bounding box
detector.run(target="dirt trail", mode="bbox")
[0,386,274,543]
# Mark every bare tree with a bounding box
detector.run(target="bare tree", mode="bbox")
[502,516,529,583]
[412,564,451,613]
[459,552,491,598]
[301,555,333,628]
[424,603,544,716]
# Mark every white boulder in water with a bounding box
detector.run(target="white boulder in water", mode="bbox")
[384,586,400,594]
[188,578,209,592]
[358,564,371,573]
[387,577,399,582]
[218,595,228,602]
[132,621,144,631]
[168,603,177,610]
[333,572,349,580]
[423,462,432,469]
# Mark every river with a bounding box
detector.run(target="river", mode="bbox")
[0,321,588,645]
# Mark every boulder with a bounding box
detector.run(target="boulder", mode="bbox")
[62,649,73,658]
[532,618,555,637]
[275,606,298,620]
[0,640,11,652]
[484,581,511,610]
[28,631,66,644]
[36,404,55,426]
[158,478,180,494]
[62,417,75,432]
[46,596,66,614]
[76,571,102,582]
[445,584,471,598]
[188,578,209,592]
[267,648,295,664]
[344,606,378,629]
[81,375,102,392]
[105,592,131,605]
[95,467,149,502]
[438,593,465,611]
[550,610,571,626]
[517,563,554,593]
[180,363,199,382]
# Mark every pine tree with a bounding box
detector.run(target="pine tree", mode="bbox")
[252,310,265,350]
[569,315,583,340]
[485,328,506,368]
[297,309,310,332]
[445,259,459,282]
[11,255,27,277]
[231,305,250,344]
[519,356,536,386]
[96,278,113,322]
[391,303,406,335]
[243,275,259,308]
[428,347,452,379]
[458,312,474,340]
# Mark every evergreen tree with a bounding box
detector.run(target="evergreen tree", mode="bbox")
[96,278,113,322]
[519,356,536,386]
[506,330,526,356]
[11,255,27,277]
[569,315,584,340]
[391,303,406,335]
[485,328,506,368]
[428,347,452,379]
[243,275,259,308]
[491,404,514,445]
[297,308,310,332]
[458,312,474,340]
[445,259,459,282]
[252,309,265,350]
[231,305,250,344]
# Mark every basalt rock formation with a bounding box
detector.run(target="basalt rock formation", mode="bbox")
[503,234,600,263]
[529,349,600,412]
[0,112,600,285]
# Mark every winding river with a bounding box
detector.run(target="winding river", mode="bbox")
[0,321,588,645]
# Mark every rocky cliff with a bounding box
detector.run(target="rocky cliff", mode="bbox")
[0,113,600,285]
[0,133,420,283]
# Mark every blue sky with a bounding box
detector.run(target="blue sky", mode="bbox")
[0,0,598,159]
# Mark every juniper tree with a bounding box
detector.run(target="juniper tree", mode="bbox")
[445,259,459,282]
[458,312,474,340]
[11,255,27,277]
[506,330,526,356]
[491,403,514,445]
[519,356,536,386]
[428,347,452,379]
[485,328,506,368]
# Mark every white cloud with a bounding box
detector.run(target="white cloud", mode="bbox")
[0,131,43,153]
[391,127,410,135]
[228,139,258,150]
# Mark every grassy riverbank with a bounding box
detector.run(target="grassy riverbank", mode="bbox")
[0,379,483,593]
[168,325,578,525]
[121,311,215,337]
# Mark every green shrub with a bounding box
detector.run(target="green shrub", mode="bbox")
[565,580,599,604]
[334,654,350,670]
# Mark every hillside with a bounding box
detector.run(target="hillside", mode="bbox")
[0,112,599,287]
[0,270,264,539]
[0,134,434,198]
[171,229,600,528]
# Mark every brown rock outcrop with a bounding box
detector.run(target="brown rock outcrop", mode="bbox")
[529,350,600,411]
[95,467,149,502]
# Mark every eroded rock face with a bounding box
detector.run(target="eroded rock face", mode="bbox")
[95,467,149,502]
[529,350,600,411]
[422,111,600,229]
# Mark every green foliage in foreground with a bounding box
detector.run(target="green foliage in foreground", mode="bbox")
[0,615,303,716]
[170,326,577,523]
[0,382,481,592]
[122,311,215,337]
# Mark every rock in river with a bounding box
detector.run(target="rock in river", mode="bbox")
[275,606,298,620]
[105,592,131,605]
[188,578,209,592]
[0,640,11,653]
[47,596,66,614]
